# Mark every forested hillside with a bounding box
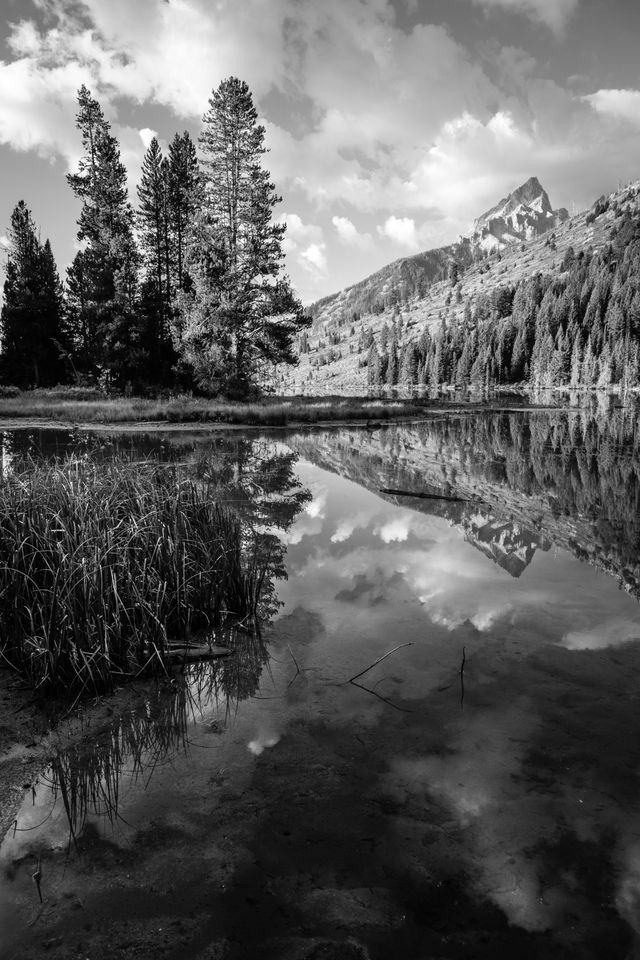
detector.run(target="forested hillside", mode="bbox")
[278,181,640,396]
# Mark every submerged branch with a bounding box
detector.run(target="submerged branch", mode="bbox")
[349,679,413,712]
[380,487,481,504]
[343,642,414,712]
[346,642,413,684]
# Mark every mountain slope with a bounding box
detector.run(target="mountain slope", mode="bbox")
[307,238,474,332]
[276,176,640,395]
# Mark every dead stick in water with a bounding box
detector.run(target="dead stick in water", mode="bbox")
[343,643,414,712]
[350,679,413,713]
[287,644,301,688]
[32,857,42,903]
[346,642,413,684]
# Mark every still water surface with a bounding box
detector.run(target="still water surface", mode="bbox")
[2,409,640,958]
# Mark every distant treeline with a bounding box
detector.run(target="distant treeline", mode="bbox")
[0,78,308,397]
[363,204,640,392]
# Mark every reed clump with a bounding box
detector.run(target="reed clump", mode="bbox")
[0,457,262,696]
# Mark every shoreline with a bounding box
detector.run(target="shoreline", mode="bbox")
[0,403,564,435]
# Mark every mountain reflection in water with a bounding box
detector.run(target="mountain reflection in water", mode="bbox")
[288,405,640,595]
[2,410,640,958]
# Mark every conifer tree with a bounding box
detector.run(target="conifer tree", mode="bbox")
[167,131,199,293]
[136,136,177,381]
[366,345,381,387]
[570,332,583,388]
[386,330,399,386]
[399,343,418,385]
[66,85,142,385]
[0,202,65,386]
[178,77,308,395]
[138,137,166,311]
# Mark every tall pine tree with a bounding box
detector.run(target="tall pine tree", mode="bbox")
[138,136,166,311]
[178,77,308,396]
[137,136,175,381]
[167,131,199,294]
[136,132,200,383]
[66,85,143,386]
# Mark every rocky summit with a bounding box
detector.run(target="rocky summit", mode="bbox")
[471,175,569,252]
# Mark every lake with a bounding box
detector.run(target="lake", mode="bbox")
[2,407,640,959]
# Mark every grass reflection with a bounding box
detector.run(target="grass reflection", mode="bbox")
[40,624,270,843]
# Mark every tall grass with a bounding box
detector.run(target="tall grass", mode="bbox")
[0,458,265,696]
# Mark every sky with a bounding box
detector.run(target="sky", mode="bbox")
[1,0,640,304]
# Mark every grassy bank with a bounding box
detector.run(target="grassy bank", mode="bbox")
[0,387,429,426]
[0,457,264,696]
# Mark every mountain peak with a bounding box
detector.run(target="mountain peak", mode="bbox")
[510,175,550,208]
[514,174,544,195]
[472,176,567,251]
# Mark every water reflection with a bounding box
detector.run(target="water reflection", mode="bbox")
[192,438,312,622]
[3,412,640,956]
[288,406,640,597]
[2,436,309,847]
[36,628,270,845]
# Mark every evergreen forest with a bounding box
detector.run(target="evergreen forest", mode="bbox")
[0,77,309,397]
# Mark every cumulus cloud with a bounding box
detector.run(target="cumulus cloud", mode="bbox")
[0,0,636,301]
[466,0,580,33]
[0,0,292,169]
[248,730,281,756]
[279,213,327,282]
[377,215,419,249]
[280,213,323,250]
[305,490,327,519]
[139,127,158,149]
[280,513,324,546]
[0,53,86,165]
[331,519,357,543]
[585,89,640,126]
[562,618,640,651]
[0,0,613,225]
[300,242,327,275]
[377,516,412,543]
[332,215,373,249]
[57,0,289,116]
